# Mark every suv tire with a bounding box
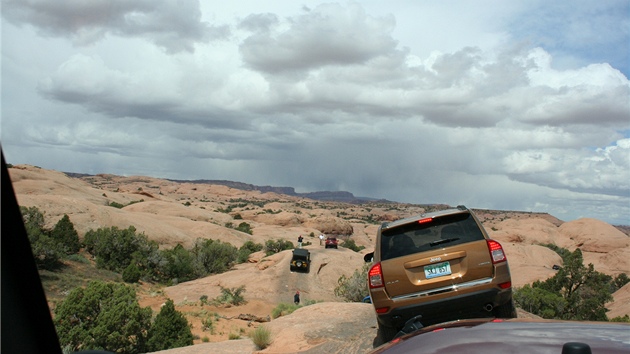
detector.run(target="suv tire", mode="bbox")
[377,322,398,345]
[493,299,517,318]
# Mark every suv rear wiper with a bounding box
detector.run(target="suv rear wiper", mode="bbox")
[429,238,460,247]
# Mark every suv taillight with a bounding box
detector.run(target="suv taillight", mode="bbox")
[368,262,384,289]
[487,240,506,264]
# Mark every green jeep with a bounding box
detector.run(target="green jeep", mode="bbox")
[290,248,311,273]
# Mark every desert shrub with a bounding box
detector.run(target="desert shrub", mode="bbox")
[235,222,253,234]
[21,208,82,269]
[122,263,141,283]
[610,315,630,323]
[83,232,239,283]
[200,295,209,305]
[191,238,238,275]
[65,253,90,264]
[539,243,572,262]
[146,299,193,352]
[334,264,369,302]
[250,326,272,349]
[612,273,630,291]
[514,248,615,321]
[201,316,215,333]
[228,333,240,340]
[30,234,64,270]
[215,285,246,306]
[513,284,567,318]
[107,201,125,208]
[201,336,210,342]
[264,239,294,255]
[271,303,300,319]
[50,214,81,255]
[159,244,196,282]
[340,239,365,252]
[20,205,45,231]
[236,241,264,263]
[54,281,152,353]
[83,226,158,274]
[20,206,64,270]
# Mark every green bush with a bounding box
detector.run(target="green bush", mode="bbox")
[250,326,272,349]
[264,239,294,255]
[54,281,152,353]
[50,214,81,255]
[612,273,630,291]
[610,315,630,323]
[122,263,142,283]
[160,244,196,282]
[146,299,193,352]
[334,264,369,302]
[237,241,264,263]
[20,206,63,270]
[200,295,209,305]
[191,238,238,275]
[201,316,215,333]
[83,226,159,274]
[29,233,64,270]
[514,248,616,321]
[340,239,365,252]
[215,285,246,306]
[271,303,300,319]
[107,201,125,209]
[513,284,566,318]
[539,243,572,261]
[235,222,253,234]
[65,253,90,264]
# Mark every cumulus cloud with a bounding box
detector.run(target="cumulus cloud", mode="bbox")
[503,139,630,195]
[36,54,251,129]
[2,0,228,52]
[239,3,398,73]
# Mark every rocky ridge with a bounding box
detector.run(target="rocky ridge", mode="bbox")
[8,164,630,354]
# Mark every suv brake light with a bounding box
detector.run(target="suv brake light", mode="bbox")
[487,240,506,264]
[368,262,384,288]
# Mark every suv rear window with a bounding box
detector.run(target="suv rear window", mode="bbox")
[380,213,485,260]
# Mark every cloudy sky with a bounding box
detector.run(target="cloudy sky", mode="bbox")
[2,1,629,225]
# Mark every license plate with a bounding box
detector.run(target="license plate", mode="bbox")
[424,261,452,279]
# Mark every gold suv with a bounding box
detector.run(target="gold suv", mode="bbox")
[366,206,515,342]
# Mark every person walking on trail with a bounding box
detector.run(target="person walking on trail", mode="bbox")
[294,290,300,305]
[297,235,304,248]
[319,233,324,245]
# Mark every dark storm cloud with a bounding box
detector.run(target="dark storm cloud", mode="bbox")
[2,0,229,53]
[239,3,398,73]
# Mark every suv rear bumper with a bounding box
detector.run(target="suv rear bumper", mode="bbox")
[377,288,512,330]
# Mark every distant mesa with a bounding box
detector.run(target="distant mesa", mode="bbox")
[166,179,388,204]
[63,172,387,203]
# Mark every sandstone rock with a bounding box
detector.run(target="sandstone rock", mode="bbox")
[303,215,353,235]
[558,218,630,253]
